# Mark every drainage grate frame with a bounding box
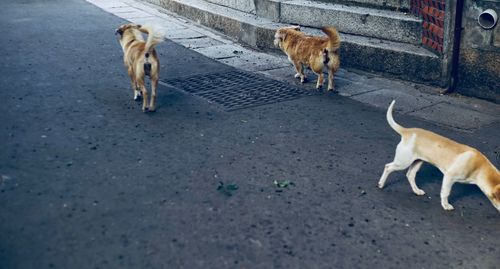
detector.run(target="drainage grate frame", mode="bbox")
[163,70,315,111]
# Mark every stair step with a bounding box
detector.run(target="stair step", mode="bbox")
[278,0,422,45]
[309,0,411,12]
[146,0,441,84]
[203,0,421,45]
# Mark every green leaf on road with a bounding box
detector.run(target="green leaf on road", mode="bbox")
[273,180,294,188]
[217,181,239,196]
[226,184,239,191]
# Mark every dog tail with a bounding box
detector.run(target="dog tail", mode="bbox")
[139,25,165,54]
[321,26,341,52]
[387,100,405,134]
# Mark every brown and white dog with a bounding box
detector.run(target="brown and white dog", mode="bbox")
[378,100,500,212]
[274,26,340,91]
[116,23,164,112]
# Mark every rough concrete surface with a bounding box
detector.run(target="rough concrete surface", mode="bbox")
[0,0,499,269]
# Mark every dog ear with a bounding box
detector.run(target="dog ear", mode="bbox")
[281,32,287,41]
[292,25,301,31]
[274,29,286,41]
[115,28,123,35]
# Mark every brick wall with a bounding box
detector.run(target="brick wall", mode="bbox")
[411,0,445,53]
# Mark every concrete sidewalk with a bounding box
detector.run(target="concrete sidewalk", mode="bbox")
[88,0,499,132]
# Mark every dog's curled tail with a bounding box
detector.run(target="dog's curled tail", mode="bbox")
[387,100,404,134]
[139,25,165,54]
[321,26,341,51]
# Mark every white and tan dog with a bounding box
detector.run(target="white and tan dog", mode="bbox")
[116,23,164,112]
[378,100,500,212]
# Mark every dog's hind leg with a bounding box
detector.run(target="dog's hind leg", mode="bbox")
[406,160,425,195]
[327,69,335,91]
[133,85,141,101]
[136,77,149,112]
[128,67,141,101]
[149,76,158,112]
[378,142,415,188]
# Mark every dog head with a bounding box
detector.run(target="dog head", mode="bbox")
[115,23,139,36]
[274,26,301,48]
[115,23,144,52]
[115,23,142,41]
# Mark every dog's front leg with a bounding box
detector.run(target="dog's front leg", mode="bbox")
[137,78,148,112]
[440,175,455,210]
[327,69,335,91]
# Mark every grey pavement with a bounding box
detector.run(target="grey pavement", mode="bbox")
[0,0,499,269]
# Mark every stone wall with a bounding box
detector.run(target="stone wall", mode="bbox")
[457,1,500,103]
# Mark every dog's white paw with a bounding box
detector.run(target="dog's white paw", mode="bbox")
[377,182,384,189]
[134,91,142,101]
[294,73,301,78]
[441,202,454,211]
[414,189,426,196]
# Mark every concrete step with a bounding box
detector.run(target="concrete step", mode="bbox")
[308,0,411,12]
[204,0,421,45]
[269,0,422,45]
[145,0,442,84]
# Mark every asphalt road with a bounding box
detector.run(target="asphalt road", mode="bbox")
[0,0,499,268]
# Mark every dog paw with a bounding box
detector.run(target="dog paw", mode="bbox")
[142,107,149,113]
[377,182,384,189]
[414,189,426,196]
[294,73,301,79]
[149,107,156,112]
[441,203,454,211]
[134,90,142,101]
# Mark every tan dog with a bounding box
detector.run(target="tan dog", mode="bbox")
[274,26,340,91]
[116,23,163,112]
[378,100,500,212]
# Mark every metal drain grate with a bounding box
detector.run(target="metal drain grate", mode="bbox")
[164,70,314,111]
